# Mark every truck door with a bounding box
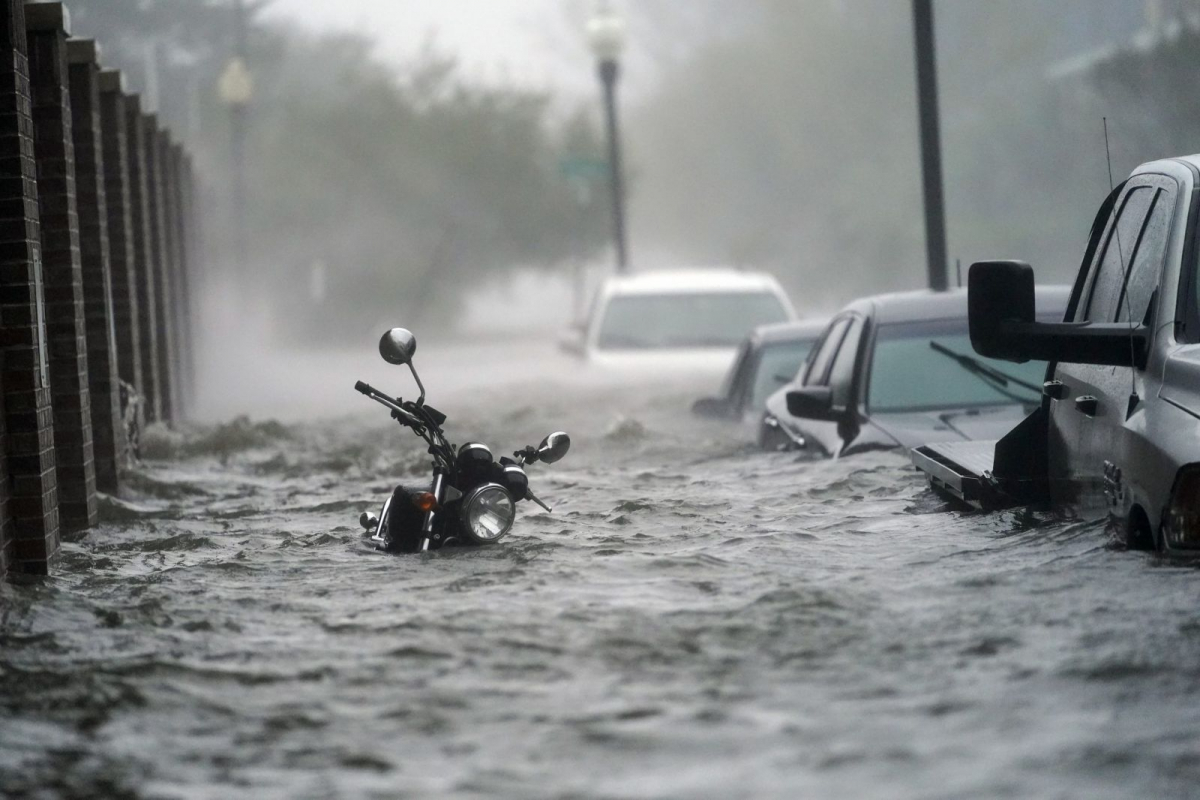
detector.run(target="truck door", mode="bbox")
[1047,176,1177,512]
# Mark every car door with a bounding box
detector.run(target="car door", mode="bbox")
[797,314,865,457]
[793,315,852,456]
[1047,175,1177,511]
[825,315,867,457]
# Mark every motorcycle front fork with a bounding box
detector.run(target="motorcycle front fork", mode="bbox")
[418,466,450,552]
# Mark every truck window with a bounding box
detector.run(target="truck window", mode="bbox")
[1082,186,1155,323]
[804,317,850,386]
[1117,187,1174,324]
[827,317,864,410]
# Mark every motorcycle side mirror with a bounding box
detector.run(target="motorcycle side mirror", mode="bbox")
[378,327,427,405]
[536,431,571,464]
[379,328,417,365]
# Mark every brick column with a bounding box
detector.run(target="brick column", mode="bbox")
[166,142,190,416]
[0,0,58,574]
[26,3,96,534]
[123,93,160,423]
[0,347,9,577]
[98,70,140,429]
[67,38,118,494]
[143,116,174,423]
[153,127,180,421]
[181,152,198,405]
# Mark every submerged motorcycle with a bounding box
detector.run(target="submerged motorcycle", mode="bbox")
[355,327,570,553]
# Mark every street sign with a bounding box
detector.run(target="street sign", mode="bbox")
[559,156,608,180]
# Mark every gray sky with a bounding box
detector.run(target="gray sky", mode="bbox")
[262,0,594,95]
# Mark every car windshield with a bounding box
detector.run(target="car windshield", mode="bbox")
[596,292,790,349]
[868,319,1047,413]
[749,339,815,411]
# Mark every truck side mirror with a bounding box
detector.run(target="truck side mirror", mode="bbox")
[968,260,1148,368]
[786,386,841,421]
[969,261,1036,360]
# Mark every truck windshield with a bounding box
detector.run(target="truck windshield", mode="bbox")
[596,292,790,349]
[749,339,815,410]
[868,319,1046,413]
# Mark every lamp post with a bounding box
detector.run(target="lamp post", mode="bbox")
[587,0,629,273]
[218,0,252,272]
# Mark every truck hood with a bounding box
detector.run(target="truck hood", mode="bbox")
[586,347,738,378]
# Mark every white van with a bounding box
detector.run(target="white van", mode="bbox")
[561,268,796,375]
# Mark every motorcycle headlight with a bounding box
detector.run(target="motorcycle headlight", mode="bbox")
[460,483,515,544]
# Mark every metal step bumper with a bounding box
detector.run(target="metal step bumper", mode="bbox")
[911,440,999,509]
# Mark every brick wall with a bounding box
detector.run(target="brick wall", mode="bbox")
[67,38,119,494]
[180,151,198,407]
[0,0,59,574]
[143,116,174,423]
[123,93,160,424]
[98,70,141,425]
[167,143,191,414]
[27,3,97,534]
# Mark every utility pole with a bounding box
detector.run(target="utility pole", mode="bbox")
[912,0,948,292]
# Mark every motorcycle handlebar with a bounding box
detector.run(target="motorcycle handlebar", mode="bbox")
[355,379,421,428]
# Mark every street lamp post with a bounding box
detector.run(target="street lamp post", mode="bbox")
[218,0,252,272]
[587,1,629,273]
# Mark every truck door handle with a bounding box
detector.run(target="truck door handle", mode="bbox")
[1074,395,1098,416]
[1043,380,1068,399]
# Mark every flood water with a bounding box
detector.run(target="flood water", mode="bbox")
[2,342,1200,799]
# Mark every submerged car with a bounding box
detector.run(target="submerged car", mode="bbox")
[760,287,1069,455]
[560,268,796,376]
[692,319,827,425]
[912,155,1200,555]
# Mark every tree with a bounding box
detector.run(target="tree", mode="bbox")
[624,0,1154,309]
[65,1,611,343]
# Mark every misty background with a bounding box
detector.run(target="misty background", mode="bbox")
[66,0,1200,415]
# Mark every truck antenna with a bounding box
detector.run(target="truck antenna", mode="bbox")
[1103,117,1139,405]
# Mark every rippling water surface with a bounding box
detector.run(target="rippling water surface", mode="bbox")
[3,346,1200,799]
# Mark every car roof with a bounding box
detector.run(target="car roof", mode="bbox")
[601,268,785,296]
[751,318,830,345]
[841,285,1071,324]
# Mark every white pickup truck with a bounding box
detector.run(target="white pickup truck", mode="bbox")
[913,155,1200,555]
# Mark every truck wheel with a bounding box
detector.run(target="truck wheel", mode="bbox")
[758,418,789,451]
[1125,507,1154,551]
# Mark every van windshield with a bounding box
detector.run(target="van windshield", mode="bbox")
[868,319,1047,413]
[597,292,790,349]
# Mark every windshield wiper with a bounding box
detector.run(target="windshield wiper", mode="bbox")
[928,341,1042,404]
